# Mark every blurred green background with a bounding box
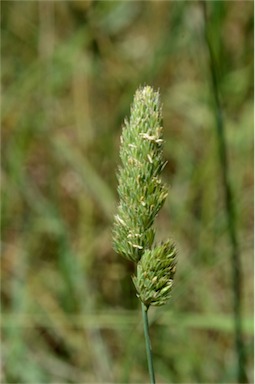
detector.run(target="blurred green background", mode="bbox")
[1,1,253,383]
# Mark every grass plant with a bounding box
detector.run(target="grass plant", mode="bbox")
[113,86,177,383]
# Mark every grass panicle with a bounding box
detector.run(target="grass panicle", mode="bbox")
[113,86,177,383]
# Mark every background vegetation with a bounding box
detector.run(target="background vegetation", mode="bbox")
[1,1,253,383]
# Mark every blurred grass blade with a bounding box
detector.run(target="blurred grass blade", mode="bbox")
[52,136,115,220]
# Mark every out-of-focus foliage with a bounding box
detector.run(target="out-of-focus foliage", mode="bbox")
[1,1,253,383]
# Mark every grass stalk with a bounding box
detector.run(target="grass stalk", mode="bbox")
[141,303,156,384]
[202,2,248,382]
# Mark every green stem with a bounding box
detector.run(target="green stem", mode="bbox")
[141,302,156,384]
[202,2,248,383]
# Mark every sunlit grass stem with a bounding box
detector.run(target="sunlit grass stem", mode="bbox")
[141,303,156,384]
